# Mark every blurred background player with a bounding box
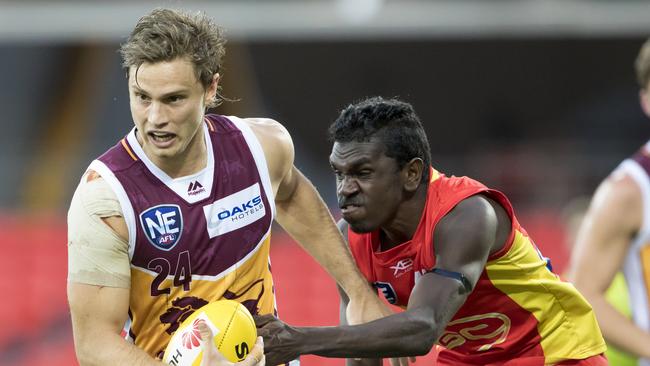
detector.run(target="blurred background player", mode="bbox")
[256,97,607,366]
[66,8,388,365]
[562,197,637,366]
[569,38,650,365]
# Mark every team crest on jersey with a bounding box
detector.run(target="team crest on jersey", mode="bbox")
[139,204,183,251]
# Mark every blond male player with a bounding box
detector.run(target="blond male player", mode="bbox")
[67,9,389,366]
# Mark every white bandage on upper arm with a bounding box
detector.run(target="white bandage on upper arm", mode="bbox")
[67,174,131,288]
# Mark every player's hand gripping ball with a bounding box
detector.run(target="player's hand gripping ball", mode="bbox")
[163,300,257,365]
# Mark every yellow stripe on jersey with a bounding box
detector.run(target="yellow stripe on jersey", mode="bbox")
[485,230,606,364]
[430,167,440,183]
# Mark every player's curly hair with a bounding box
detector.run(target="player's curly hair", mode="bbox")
[119,8,226,107]
[635,38,650,89]
[329,96,432,184]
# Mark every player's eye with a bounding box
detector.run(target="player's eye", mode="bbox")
[167,95,185,103]
[135,93,150,102]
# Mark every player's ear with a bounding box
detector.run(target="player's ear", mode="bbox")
[205,73,220,105]
[403,158,424,192]
[640,88,650,119]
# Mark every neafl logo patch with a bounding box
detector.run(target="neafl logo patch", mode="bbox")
[203,183,265,238]
[139,204,183,250]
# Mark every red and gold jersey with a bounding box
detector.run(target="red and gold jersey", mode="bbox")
[348,168,606,365]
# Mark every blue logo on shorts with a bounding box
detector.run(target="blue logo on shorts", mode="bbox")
[139,204,183,251]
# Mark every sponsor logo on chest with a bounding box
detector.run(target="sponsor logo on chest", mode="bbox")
[390,258,414,278]
[203,183,266,238]
[139,204,183,251]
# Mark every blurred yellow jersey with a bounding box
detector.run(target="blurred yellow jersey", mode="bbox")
[604,273,638,366]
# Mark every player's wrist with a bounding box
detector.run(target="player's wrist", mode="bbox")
[340,279,375,302]
[297,326,342,356]
[276,324,318,358]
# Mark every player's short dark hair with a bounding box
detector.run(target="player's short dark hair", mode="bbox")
[329,97,432,184]
[119,8,226,107]
[635,38,650,89]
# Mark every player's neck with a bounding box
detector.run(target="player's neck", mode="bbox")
[141,128,208,178]
[379,184,428,251]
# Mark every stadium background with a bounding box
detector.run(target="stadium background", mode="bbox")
[1,1,650,365]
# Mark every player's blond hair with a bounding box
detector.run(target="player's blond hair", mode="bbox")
[119,8,226,107]
[635,38,650,89]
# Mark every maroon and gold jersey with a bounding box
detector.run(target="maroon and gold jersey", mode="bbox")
[348,168,605,365]
[90,115,278,358]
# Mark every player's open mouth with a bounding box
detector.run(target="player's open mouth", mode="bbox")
[149,131,175,141]
[148,131,177,147]
[340,204,363,215]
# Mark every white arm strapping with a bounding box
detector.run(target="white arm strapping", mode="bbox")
[67,174,130,288]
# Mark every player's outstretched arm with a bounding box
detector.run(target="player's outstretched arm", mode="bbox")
[68,174,166,365]
[256,195,497,364]
[247,118,391,323]
[569,173,650,359]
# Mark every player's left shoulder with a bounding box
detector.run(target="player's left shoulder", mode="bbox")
[436,194,498,250]
[243,118,292,147]
[243,118,295,184]
[244,118,294,159]
[451,194,496,221]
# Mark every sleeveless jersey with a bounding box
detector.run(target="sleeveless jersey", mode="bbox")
[348,168,606,365]
[613,141,650,366]
[90,115,278,358]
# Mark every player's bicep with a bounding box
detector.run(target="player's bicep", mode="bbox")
[432,195,496,288]
[275,165,299,203]
[570,175,641,294]
[408,196,497,320]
